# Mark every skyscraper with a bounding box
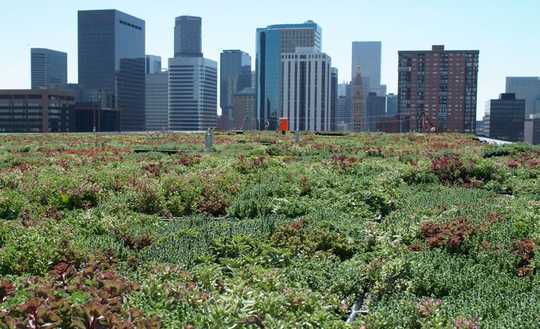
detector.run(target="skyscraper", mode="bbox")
[174,16,202,57]
[335,96,349,131]
[118,58,146,131]
[281,48,332,131]
[78,9,146,131]
[398,45,479,133]
[351,66,366,132]
[486,94,525,142]
[330,68,338,131]
[145,55,162,75]
[351,42,382,94]
[366,92,386,132]
[256,21,321,130]
[506,77,540,117]
[386,93,398,116]
[168,57,217,131]
[335,82,352,131]
[31,48,67,89]
[168,16,217,131]
[487,93,525,142]
[338,83,348,97]
[220,50,252,127]
[232,88,256,130]
[145,71,168,131]
[524,117,540,145]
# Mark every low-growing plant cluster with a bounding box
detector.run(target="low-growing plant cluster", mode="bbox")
[0,257,159,328]
[0,132,538,328]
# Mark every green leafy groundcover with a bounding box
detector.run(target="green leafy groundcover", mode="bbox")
[0,132,538,328]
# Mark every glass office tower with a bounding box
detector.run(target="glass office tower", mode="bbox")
[487,93,526,142]
[78,9,146,131]
[506,77,540,117]
[145,55,162,75]
[220,50,252,124]
[145,71,169,131]
[330,68,338,131]
[351,41,382,94]
[174,16,202,57]
[31,48,67,89]
[256,21,321,130]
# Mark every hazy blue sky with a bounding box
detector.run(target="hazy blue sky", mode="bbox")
[1,0,539,118]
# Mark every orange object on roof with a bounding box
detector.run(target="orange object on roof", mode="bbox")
[279,117,289,132]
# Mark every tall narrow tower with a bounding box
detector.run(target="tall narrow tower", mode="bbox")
[351,66,365,132]
[169,16,217,131]
[220,50,252,126]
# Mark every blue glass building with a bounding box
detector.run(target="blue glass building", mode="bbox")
[78,9,145,131]
[145,55,162,75]
[351,42,382,94]
[220,50,252,125]
[386,93,398,116]
[256,21,321,130]
[175,16,202,58]
[506,77,540,117]
[31,48,67,89]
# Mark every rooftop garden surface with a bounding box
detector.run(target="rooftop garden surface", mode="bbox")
[0,132,538,328]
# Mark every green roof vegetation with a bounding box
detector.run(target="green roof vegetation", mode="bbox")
[0,132,538,328]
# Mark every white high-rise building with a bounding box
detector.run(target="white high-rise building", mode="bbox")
[281,47,332,131]
[145,71,169,131]
[256,21,322,130]
[167,15,217,131]
[168,56,217,131]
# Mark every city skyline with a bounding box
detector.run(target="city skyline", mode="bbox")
[1,0,539,119]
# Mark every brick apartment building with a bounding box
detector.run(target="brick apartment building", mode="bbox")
[398,45,479,133]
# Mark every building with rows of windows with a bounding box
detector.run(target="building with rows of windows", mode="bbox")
[398,45,479,133]
[0,89,76,133]
[256,21,321,130]
[281,48,332,132]
[168,16,217,131]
